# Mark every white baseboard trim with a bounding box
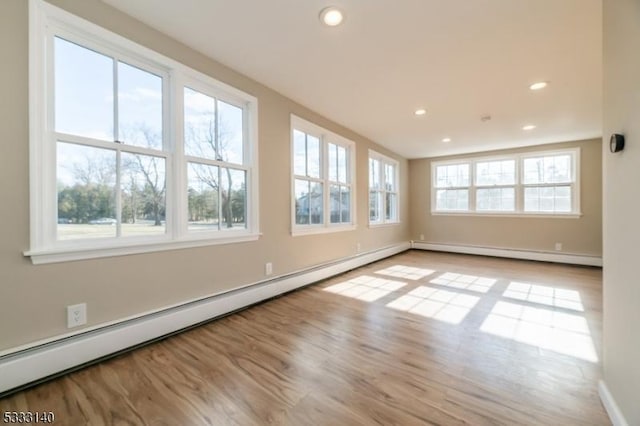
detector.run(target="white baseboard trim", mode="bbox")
[411,242,602,267]
[599,380,629,426]
[0,242,409,395]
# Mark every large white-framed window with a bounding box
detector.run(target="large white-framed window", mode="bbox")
[291,115,355,235]
[369,151,400,225]
[522,152,576,214]
[27,0,259,264]
[475,158,516,212]
[433,162,470,212]
[431,148,580,217]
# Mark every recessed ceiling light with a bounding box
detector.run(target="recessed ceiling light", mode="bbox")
[529,81,548,90]
[320,7,344,26]
[442,138,451,143]
[522,124,536,131]
[414,108,427,116]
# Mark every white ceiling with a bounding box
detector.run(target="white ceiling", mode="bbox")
[103,0,602,159]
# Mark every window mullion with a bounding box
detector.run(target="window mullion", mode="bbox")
[469,162,476,212]
[380,161,386,222]
[214,98,220,160]
[113,57,122,237]
[323,138,329,226]
[306,179,312,225]
[44,30,57,246]
[115,149,122,237]
[113,57,119,143]
[217,165,222,231]
[170,73,183,239]
[53,132,165,158]
[304,134,309,178]
[184,155,244,169]
[378,160,383,221]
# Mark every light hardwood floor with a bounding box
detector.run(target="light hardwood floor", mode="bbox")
[0,251,609,425]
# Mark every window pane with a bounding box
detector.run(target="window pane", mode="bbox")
[184,87,217,160]
[524,155,572,184]
[329,184,350,224]
[540,187,555,211]
[369,158,381,189]
[435,164,469,188]
[337,145,347,183]
[341,185,351,223]
[117,62,162,150]
[555,186,572,212]
[524,186,572,213]
[330,184,340,223]
[220,168,246,229]
[436,189,469,211]
[524,187,539,211]
[551,155,571,183]
[385,163,396,191]
[295,179,310,225]
[57,142,116,240]
[328,143,338,182]
[476,160,515,186]
[476,188,515,211]
[310,182,323,224]
[188,162,219,230]
[121,153,166,236]
[386,193,398,221]
[370,190,381,221]
[55,37,114,141]
[293,129,307,176]
[307,135,321,178]
[218,100,243,165]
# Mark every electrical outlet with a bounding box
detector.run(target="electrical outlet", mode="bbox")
[67,303,87,328]
[555,242,562,251]
[265,262,273,276]
[356,243,361,252]
[420,234,424,240]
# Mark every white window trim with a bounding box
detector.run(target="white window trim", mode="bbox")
[430,148,581,218]
[290,115,356,236]
[368,150,400,227]
[26,0,259,264]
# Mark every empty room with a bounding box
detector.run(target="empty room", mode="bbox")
[0,0,638,425]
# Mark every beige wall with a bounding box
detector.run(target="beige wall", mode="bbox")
[409,139,602,256]
[602,0,640,424]
[0,0,409,352]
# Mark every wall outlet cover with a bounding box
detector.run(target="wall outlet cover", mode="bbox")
[67,303,87,328]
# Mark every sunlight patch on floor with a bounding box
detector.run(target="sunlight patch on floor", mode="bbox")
[375,265,435,280]
[503,282,584,311]
[480,301,598,362]
[323,275,407,302]
[429,272,497,293]
[386,286,480,324]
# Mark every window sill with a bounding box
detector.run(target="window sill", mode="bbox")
[291,224,356,237]
[24,232,261,265]
[368,221,401,228]
[430,211,583,219]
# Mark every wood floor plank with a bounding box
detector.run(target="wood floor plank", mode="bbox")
[0,251,610,425]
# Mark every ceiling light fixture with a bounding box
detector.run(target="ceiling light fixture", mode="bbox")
[320,7,344,27]
[442,138,451,143]
[522,124,536,131]
[414,108,427,116]
[529,81,548,90]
